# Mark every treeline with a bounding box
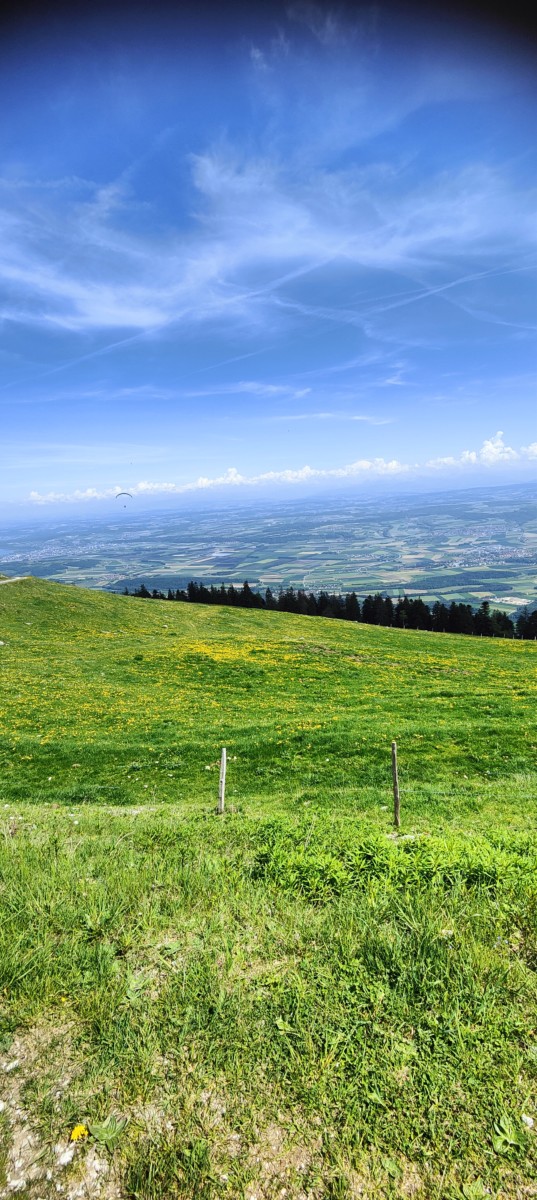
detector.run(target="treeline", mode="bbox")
[124,580,537,639]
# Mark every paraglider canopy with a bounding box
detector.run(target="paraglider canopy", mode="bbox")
[116,491,133,508]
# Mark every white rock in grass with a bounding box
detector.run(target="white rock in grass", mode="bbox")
[55,1144,75,1167]
[3,1060,20,1073]
[522,1113,534,1128]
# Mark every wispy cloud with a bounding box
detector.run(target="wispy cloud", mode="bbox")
[182,381,311,399]
[27,433,537,505]
[1,149,534,357]
[286,3,353,48]
[268,411,392,424]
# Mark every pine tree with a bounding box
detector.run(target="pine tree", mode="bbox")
[474,601,494,637]
[345,592,361,622]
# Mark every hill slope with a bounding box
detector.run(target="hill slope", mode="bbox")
[0,575,536,827]
[1,577,537,1198]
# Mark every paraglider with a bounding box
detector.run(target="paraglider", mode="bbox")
[116,492,133,509]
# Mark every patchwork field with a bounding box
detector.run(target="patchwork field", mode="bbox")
[3,480,537,611]
[0,577,536,1198]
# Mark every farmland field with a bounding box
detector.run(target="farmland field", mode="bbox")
[2,480,537,612]
[1,577,537,1198]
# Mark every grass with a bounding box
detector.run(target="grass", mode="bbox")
[0,577,536,1198]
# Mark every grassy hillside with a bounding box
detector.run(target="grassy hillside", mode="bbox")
[1,576,536,824]
[1,577,536,1199]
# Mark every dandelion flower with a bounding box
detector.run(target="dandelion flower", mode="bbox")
[70,1124,89,1141]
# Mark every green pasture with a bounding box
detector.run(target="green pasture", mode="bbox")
[0,577,536,1198]
[1,576,536,821]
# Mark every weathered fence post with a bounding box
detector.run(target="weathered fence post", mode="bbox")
[218,747,227,814]
[391,740,400,828]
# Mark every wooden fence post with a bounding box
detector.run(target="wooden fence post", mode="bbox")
[391,741,400,828]
[218,747,227,814]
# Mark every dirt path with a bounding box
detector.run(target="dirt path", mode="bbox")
[0,576,30,585]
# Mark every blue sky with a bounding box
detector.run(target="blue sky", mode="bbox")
[1,2,536,513]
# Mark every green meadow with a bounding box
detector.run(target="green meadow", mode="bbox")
[0,577,536,1198]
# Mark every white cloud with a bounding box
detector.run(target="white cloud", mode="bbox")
[427,431,520,469]
[28,456,409,504]
[29,487,115,503]
[26,432,537,506]
[27,431,537,505]
[470,431,518,464]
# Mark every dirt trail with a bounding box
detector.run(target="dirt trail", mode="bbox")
[0,576,30,585]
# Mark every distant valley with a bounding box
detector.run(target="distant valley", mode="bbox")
[2,480,537,614]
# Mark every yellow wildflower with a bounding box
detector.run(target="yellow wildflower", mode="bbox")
[70,1124,89,1141]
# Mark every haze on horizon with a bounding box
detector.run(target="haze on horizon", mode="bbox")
[1,0,536,517]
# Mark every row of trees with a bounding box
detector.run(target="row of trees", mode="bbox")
[124,580,536,639]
